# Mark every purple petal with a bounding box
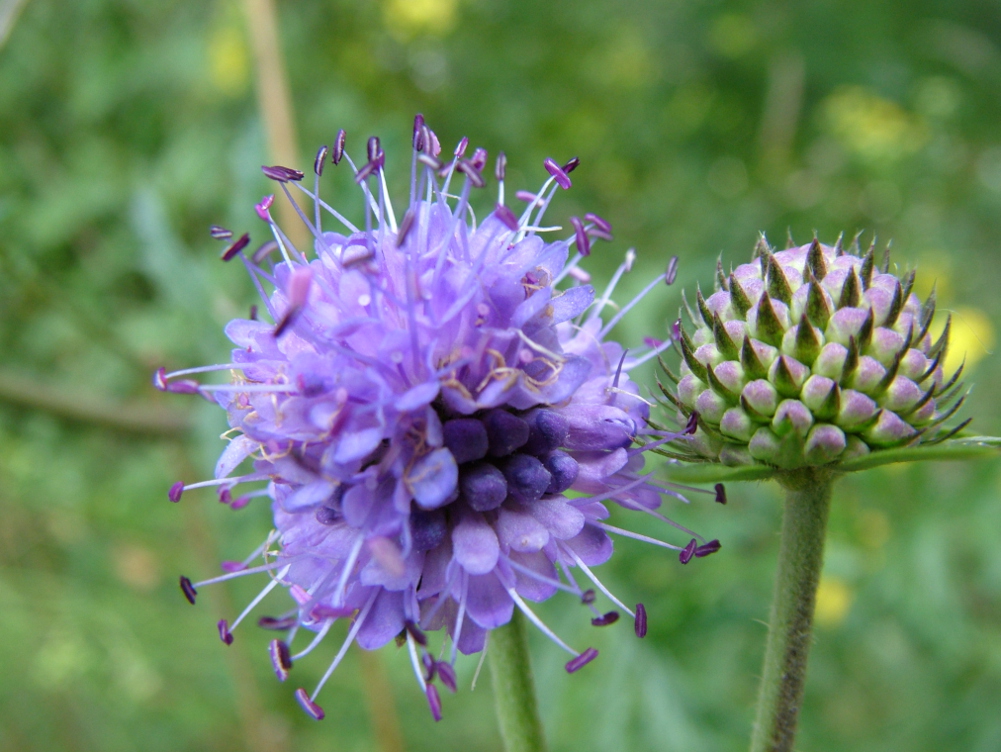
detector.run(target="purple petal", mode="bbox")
[452,510,500,575]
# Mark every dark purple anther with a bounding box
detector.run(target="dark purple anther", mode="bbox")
[332,129,346,165]
[153,367,168,391]
[584,212,612,234]
[219,488,232,505]
[634,603,648,638]
[581,589,596,604]
[220,232,250,261]
[269,639,293,681]
[495,203,519,231]
[457,159,485,188]
[426,683,443,722]
[570,216,591,257]
[442,418,489,463]
[454,136,469,158]
[501,454,552,502]
[422,653,436,682]
[396,208,416,248]
[262,165,305,182]
[410,508,448,551]
[258,615,298,630]
[495,151,507,182]
[483,409,530,457]
[684,411,699,435]
[695,539,722,557]
[588,227,614,242]
[179,575,197,604]
[565,647,599,673]
[169,481,184,503]
[249,304,258,320]
[665,256,679,285]
[543,450,579,494]
[218,619,234,645]
[714,483,726,504]
[413,113,425,147]
[295,688,325,720]
[354,152,385,183]
[591,611,620,627]
[434,661,456,693]
[405,620,428,646]
[273,307,300,338]
[544,157,572,189]
[367,136,381,162]
[229,495,250,510]
[427,129,441,156]
[679,538,698,564]
[460,462,508,511]
[210,224,233,240]
[563,156,580,173]
[470,147,488,172]
[313,145,328,176]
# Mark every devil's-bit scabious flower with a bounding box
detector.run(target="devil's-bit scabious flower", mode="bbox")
[660,235,968,470]
[157,116,720,722]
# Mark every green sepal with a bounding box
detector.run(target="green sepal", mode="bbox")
[696,285,714,327]
[656,377,688,413]
[815,382,841,421]
[755,291,786,347]
[933,356,964,396]
[740,337,769,380]
[679,334,708,382]
[848,230,862,256]
[752,233,773,261]
[772,356,804,397]
[713,313,740,360]
[832,231,845,256]
[793,314,822,364]
[928,313,950,360]
[766,255,794,304]
[729,275,752,317]
[705,363,740,403]
[919,283,936,337]
[857,307,874,351]
[662,461,780,484]
[884,279,904,328]
[858,248,875,289]
[840,336,860,387]
[805,273,832,329]
[900,269,916,306]
[657,354,679,385]
[806,237,827,281]
[716,256,729,291]
[838,267,861,308]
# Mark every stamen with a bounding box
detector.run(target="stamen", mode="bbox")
[405,620,428,646]
[584,212,611,234]
[591,611,619,626]
[168,482,184,503]
[665,255,679,285]
[228,565,291,632]
[252,240,280,263]
[581,589,596,604]
[193,560,288,588]
[179,576,197,604]
[695,539,722,557]
[502,554,582,596]
[412,113,425,148]
[396,208,416,247]
[563,547,635,618]
[332,129,346,165]
[543,158,572,189]
[313,145,328,177]
[269,639,293,681]
[495,151,507,182]
[715,483,727,504]
[679,538,698,564]
[562,156,580,173]
[595,522,684,552]
[367,136,381,162]
[218,619,234,645]
[406,632,428,691]
[634,603,648,638]
[426,683,443,722]
[255,194,274,221]
[221,233,251,261]
[506,587,577,656]
[309,591,378,700]
[259,615,298,631]
[470,147,488,172]
[295,688,325,720]
[210,225,233,240]
[454,136,469,158]
[565,647,599,673]
[262,165,305,182]
[569,216,590,256]
[495,203,519,231]
[437,661,457,693]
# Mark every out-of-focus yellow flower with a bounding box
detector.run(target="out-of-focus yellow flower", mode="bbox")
[209,26,249,96]
[822,86,928,161]
[384,0,457,39]
[815,576,853,628]
[932,306,995,375]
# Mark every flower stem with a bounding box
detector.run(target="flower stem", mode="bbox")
[750,468,836,752]
[489,611,548,752]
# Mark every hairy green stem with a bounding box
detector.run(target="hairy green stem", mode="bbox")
[750,469,836,752]
[489,611,548,752]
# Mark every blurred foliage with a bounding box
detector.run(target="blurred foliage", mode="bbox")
[1,0,1000,750]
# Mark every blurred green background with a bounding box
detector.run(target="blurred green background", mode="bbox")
[1,0,1000,750]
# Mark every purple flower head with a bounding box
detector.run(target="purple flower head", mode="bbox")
[160,117,721,722]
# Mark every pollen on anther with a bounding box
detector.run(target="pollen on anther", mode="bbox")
[295,688,325,720]
[210,225,233,240]
[262,165,305,182]
[332,129,346,165]
[220,233,250,261]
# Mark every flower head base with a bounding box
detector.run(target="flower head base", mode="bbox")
[159,116,719,721]
[662,235,969,470]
